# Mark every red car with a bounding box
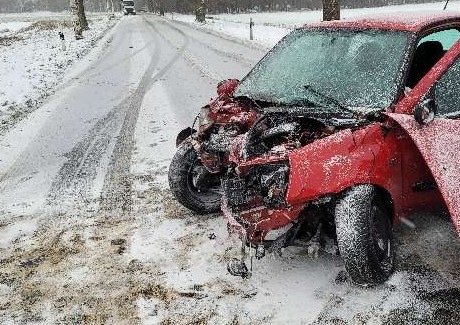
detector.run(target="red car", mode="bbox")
[220,12,460,285]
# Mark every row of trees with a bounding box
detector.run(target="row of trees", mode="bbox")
[0,0,121,13]
[0,0,449,13]
[140,0,447,14]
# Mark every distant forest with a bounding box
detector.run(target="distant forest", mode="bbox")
[0,0,450,14]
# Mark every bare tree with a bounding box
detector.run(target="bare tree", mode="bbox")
[323,0,340,21]
[106,0,114,12]
[70,0,87,39]
[78,0,89,30]
[16,0,28,12]
[195,0,206,23]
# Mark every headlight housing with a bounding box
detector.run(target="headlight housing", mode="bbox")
[198,106,212,128]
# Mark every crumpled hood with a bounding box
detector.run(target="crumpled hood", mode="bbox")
[387,112,460,236]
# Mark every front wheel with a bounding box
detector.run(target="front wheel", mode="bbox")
[168,141,221,214]
[335,185,395,286]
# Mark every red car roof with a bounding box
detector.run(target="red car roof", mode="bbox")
[303,11,460,32]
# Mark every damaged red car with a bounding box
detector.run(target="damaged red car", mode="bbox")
[220,12,460,285]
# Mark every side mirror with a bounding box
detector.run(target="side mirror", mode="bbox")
[217,79,239,96]
[413,98,436,125]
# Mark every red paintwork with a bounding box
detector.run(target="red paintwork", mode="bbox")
[228,122,444,240]
[303,11,460,32]
[217,79,239,96]
[222,14,460,242]
[388,114,460,234]
[203,94,259,130]
[222,199,304,242]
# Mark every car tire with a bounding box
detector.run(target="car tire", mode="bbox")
[168,141,221,214]
[335,184,395,286]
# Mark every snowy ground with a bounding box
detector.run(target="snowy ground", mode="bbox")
[173,1,460,48]
[0,12,120,134]
[0,4,459,324]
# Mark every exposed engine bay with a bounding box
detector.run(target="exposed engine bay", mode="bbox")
[224,109,360,213]
[243,111,336,160]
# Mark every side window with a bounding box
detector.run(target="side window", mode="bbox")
[434,57,460,117]
[419,29,460,51]
[407,29,460,88]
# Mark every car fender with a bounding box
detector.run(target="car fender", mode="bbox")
[286,125,386,205]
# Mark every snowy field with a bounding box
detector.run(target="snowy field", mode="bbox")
[0,3,459,324]
[0,12,120,134]
[173,1,460,48]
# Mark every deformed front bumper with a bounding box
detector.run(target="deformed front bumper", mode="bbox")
[222,194,304,243]
[222,160,306,242]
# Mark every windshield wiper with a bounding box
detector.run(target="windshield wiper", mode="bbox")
[302,85,357,116]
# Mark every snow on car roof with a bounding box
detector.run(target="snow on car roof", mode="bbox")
[303,11,460,32]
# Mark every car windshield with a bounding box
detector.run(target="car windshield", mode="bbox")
[123,1,134,6]
[234,29,410,113]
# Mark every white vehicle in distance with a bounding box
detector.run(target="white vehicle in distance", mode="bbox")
[122,0,136,15]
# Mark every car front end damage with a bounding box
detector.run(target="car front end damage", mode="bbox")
[190,94,260,174]
[168,79,261,214]
[222,109,386,276]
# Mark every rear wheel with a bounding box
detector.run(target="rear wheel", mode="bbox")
[335,185,395,286]
[168,141,221,214]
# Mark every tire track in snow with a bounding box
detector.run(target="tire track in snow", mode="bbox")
[146,17,225,84]
[157,18,256,68]
[98,17,189,212]
[47,20,162,211]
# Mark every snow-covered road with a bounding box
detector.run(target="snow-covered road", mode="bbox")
[0,13,459,324]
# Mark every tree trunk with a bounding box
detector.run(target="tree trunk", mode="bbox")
[78,0,89,30]
[322,0,340,21]
[71,0,83,39]
[106,0,114,12]
[146,0,154,12]
[195,0,206,23]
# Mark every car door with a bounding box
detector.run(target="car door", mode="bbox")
[388,38,460,236]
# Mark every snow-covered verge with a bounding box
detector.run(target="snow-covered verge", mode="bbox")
[172,1,460,48]
[0,12,120,135]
